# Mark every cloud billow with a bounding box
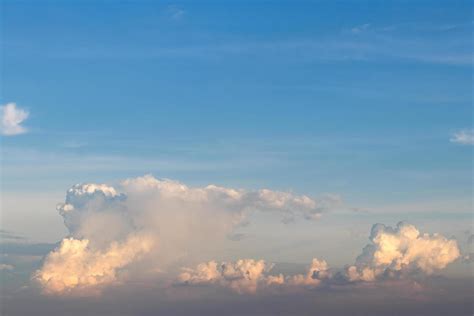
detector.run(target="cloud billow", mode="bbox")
[33,175,460,296]
[35,174,339,295]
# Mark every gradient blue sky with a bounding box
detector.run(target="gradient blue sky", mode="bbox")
[1,0,472,246]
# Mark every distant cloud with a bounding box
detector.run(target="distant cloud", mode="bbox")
[1,103,29,136]
[0,264,14,271]
[178,223,460,294]
[350,23,371,34]
[344,222,460,281]
[450,129,474,145]
[177,259,280,294]
[166,5,185,20]
[0,229,26,241]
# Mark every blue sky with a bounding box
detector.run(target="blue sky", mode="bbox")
[3,1,472,194]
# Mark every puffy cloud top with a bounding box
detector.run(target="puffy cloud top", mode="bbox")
[289,258,331,288]
[345,222,460,281]
[35,233,154,295]
[178,259,279,294]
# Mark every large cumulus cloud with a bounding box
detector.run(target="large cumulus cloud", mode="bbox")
[35,233,154,295]
[345,222,461,282]
[35,175,340,295]
[34,175,460,296]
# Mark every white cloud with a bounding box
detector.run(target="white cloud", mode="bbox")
[34,175,460,296]
[36,175,340,295]
[0,263,14,271]
[166,5,185,20]
[288,258,331,288]
[34,233,154,295]
[177,257,331,293]
[344,222,460,281]
[177,259,279,294]
[450,129,474,145]
[1,103,29,136]
[177,223,460,294]
[351,23,371,34]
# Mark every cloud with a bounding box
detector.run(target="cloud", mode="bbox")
[288,258,331,288]
[0,103,29,136]
[450,129,474,145]
[0,263,14,271]
[177,223,460,294]
[34,175,460,296]
[34,233,154,295]
[35,175,340,295]
[344,222,460,281]
[177,259,279,294]
[0,229,26,241]
[177,257,333,293]
[166,5,185,20]
[350,23,371,34]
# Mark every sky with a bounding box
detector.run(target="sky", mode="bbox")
[0,1,473,315]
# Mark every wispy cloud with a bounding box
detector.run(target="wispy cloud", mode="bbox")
[450,129,474,145]
[166,5,185,20]
[350,23,371,34]
[1,103,29,136]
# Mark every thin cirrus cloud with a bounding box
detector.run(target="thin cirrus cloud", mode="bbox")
[450,129,474,145]
[32,175,461,296]
[0,103,29,136]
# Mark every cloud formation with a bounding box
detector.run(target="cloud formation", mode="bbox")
[34,175,460,296]
[1,103,29,136]
[35,233,154,295]
[35,175,339,295]
[177,259,280,294]
[177,223,460,293]
[450,129,474,145]
[345,222,460,281]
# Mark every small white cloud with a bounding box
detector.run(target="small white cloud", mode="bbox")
[0,263,14,271]
[450,129,474,145]
[1,103,29,136]
[167,5,185,20]
[351,23,371,34]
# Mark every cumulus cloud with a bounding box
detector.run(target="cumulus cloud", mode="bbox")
[35,233,154,295]
[36,175,339,295]
[177,223,460,294]
[288,258,331,288]
[34,174,460,296]
[177,259,282,294]
[450,129,474,145]
[177,257,332,293]
[1,103,29,136]
[344,222,460,282]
